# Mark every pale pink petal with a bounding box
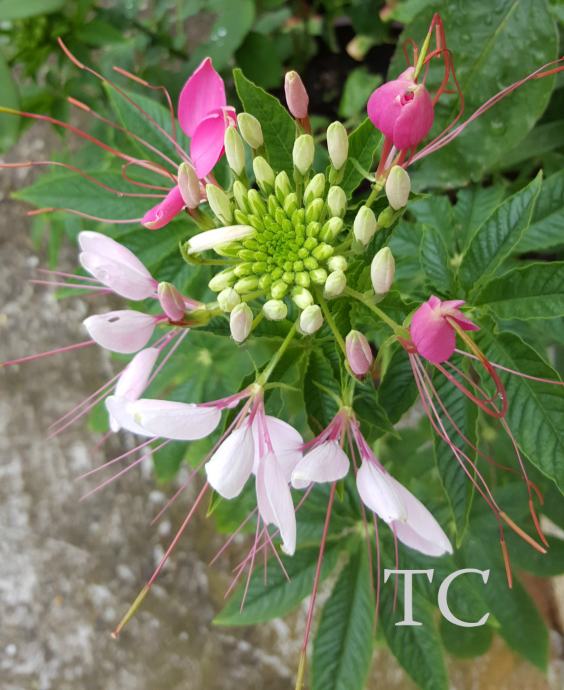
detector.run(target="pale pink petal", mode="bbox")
[356,460,406,523]
[177,57,226,138]
[190,110,230,179]
[142,186,185,230]
[115,347,160,401]
[83,310,156,354]
[252,415,303,481]
[388,476,453,557]
[105,395,155,437]
[291,441,349,489]
[79,252,157,300]
[205,426,255,499]
[256,454,296,555]
[410,300,455,364]
[127,399,221,440]
[78,231,152,277]
[393,86,434,150]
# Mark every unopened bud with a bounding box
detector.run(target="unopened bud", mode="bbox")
[217,288,241,312]
[283,192,299,216]
[377,206,396,228]
[158,282,186,321]
[237,112,263,149]
[353,205,377,246]
[208,269,236,292]
[232,180,249,212]
[293,134,314,175]
[263,299,288,321]
[224,126,245,176]
[285,71,309,119]
[324,270,346,298]
[299,305,323,335]
[346,330,373,376]
[385,165,411,210]
[247,189,266,217]
[253,156,275,192]
[327,122,349,170]
[310,268,328,285]
[275,170,292,203]
[326,186,346,217]
[305,198,324,224]
[328,255,348,272]
[177,163,200,209]
[230,303,253,343]
[370,247,395,296]
[271,279,289,299]
[312,242,334,261]
[303,173,326,205]
[234,276,259,294]
[206,184,233,224]
[320,217,343,242]
[292,286,314,310]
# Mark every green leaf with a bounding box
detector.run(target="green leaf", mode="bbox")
[339,118,381,199]
[479,330,564,491]
[501,120,564,169]
[463,535,549,669]
[432,368,477,543]
[378,347,418,424]
[311,546,374,690]
[0,0,64,19]
[453,185,506,252]
[214,545,339,626]
[475,262,564,320]
[188,0,255,72]
[380,576,448,690]
[517,169,564,252]
[508,532,564,576]
[459,172,542,293]
[235,32,283,90]
[390,0,558,188]
[339,68,382,119]
[233,67,296,174]
[153,442,185,482]
[420,226,454,295]
[304,346,340,432]
[0,52,19,152]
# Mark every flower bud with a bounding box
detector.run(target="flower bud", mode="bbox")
[177,163,200,209]
[346,330,373,376]
[283,193,299,217]
[312,242,334,261]
[310,268,328,285]
[234,276,259,294]
[263,299,288,321]
[217,287,241,312]
[303,173,326,205]
[377,206,395,228]
[324,270,346,298]
[158,282,185,321]
[274,170,292,202]
[327,255,348,272]
[293,134,314,175]
[327,122,349,170]
[284,71,309,119]
[208,269,236,292]
[326,186,346,217]
[206,184,233,224]
[237,112,263,149]
[292,286,314,310]
[353,205,377,246]
[305,197,324,224]
[253,156,275,193]
[271,279,289,299]
[224,126,245,176]
[230,303,253,343]
[370,247,395,296]
[232,180,249,212]
[299,305,323,335]
[385,165,411,210]
[320,217,344,243]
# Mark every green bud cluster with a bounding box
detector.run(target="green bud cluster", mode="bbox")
[207,169,349,314]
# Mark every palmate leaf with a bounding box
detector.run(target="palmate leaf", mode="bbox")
[459,172,542,294]
[214,544,339,626]
[475,262,564,321]
[390,0,558,188]
[311,545,374,690]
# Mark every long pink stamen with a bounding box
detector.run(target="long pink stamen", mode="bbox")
[2,340,95,367]
[77,437,156,480]
[26,207,143,224]
[454,348,564,386]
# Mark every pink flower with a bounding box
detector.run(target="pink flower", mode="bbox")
[291,441,349,489]
[178,57,236,179]
[367,67,434,151]
[141,186,186,231]
[410,296,479,364]
[83,310,159,354]
[79,231,157,300]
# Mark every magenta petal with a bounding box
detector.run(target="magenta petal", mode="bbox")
[451,311,480,332]
[367,80,408,138]
[410,301,455,364]
[142,186,185,230]
[190,110,229,178]
[178,57,226,138]
[393,86,434,149]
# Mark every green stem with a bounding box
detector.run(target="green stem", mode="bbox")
[256,321,298,386]
[346,287,405,336]
[365,179,384,208]
[317,292,346,355]
[413,23,433,81]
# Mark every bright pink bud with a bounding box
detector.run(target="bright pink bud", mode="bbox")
[157,282,186,322]
[367,67,434,150]
[345,330,373,377]
[284,71,309,120]
[142,186,185,230]
[410,296,480,364]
